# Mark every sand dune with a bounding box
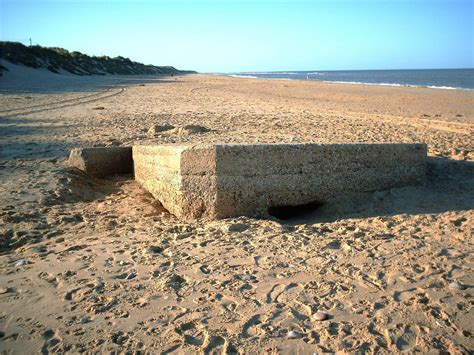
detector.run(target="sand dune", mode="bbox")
[0,72,473,353]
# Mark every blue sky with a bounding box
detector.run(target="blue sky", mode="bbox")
[1,0,472,72]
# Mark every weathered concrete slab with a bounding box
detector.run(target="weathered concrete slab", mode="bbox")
[68,146,133,177]
[133,143,427,220]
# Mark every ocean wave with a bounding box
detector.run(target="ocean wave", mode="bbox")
[236,71,301,75]
[228,75,293,81]
[225,74,472,90]
[321,80,472,90]
[235,72,272,75]
[228,74,259,79]
[426,85,459,90]
[322,80,409,87]
[273,72,299,75]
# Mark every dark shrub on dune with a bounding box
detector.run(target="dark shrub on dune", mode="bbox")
[0,41,196,76]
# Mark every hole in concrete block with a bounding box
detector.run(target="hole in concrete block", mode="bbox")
[268,201,324,220]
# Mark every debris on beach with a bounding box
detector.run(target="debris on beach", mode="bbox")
[287,330,304,339]
[312,311,328,321]
[147,124,175,136]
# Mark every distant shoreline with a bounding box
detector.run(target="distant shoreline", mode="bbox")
[218,69,474,91]
[225,75,473,91]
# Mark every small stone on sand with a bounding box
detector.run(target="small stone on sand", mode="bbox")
[180,124,210,133]
[147,245,164,254]
[125,272,137,280]
[227,223,250,233]
[287,330,303,339]
[241,274,257,281]
[80,316,91,324]
[313,311,328,321]
[449,282,466,290]
[147,124,175,135]
[0,287,14,294]
[171,124,211,135]
[14,259,28,267]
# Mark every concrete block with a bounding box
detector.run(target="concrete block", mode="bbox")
[68,146,133,177]
[133,143,427,220]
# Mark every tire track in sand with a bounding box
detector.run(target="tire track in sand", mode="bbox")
[0,87,126,118]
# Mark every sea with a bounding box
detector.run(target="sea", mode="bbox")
[226,69,474,90]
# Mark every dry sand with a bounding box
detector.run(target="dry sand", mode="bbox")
[0,65,473,353]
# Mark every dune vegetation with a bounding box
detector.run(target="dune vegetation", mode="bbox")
[0,41,195,76]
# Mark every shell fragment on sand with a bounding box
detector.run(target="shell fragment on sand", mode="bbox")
[68,146,133,177]
[133,143,427,220]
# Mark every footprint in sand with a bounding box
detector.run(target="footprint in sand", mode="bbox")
[176,321,205,346]
[37,272,61,288]
[266,284,286,304]
[41,329,62,354]
[393,288,416,302]
[395,325,418,351]
[114,270,137,280]
[242,314,263,338]
[203,335,229,354]
[274,283,304,304]
[63,287,81,301]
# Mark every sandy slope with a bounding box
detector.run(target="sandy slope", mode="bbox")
[0,68,473,353]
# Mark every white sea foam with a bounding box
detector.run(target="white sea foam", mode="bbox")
[235,71,300,75]
[224,72,472,90]
[228,74,259,79]
[228,75,292,81]
[426,85,458,90]
[238,72,271,75]
[274,72,299,75]
[321,80,471,90]
[323,80,409,87]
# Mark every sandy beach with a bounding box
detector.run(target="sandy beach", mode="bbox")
[0,69,473,353]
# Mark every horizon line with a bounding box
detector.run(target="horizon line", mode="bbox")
[214,67,474,74]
